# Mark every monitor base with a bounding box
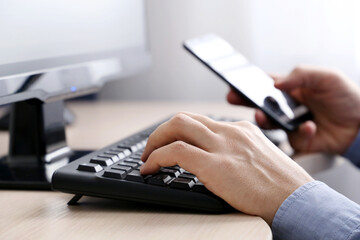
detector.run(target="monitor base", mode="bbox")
[0,150,91,190]
[0,106,76,131]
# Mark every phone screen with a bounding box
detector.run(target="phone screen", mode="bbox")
[184,34,310,130]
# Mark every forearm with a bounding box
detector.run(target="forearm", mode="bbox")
[272,181,360,240]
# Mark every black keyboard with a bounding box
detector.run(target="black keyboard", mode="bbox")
[52,116,286,212]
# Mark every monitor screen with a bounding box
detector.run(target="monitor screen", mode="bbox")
[0,0,149,79]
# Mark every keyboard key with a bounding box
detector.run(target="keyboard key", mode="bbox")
[170,178,195,190]
[104,151,126,160]
[110,148,131,157]
[124,158,143,165]
[90,157,113,166]
[123,149,132,156]
[112,165,132,173]
[124,158,140,164]
[118,144,138,153]
[136,142,144,150]
[103,169,126,179]
[130,145,138,152]
[178,173,199,183]
[129,155,141,160]
[125,170,145,183]
[109,148,122,153]
[126,159,143,167]
[118,152,126,159]
[164,166,185,173]
[77,163,103,172]
[126,157,142,163]
[167,165,182,170]
[98,153,120,163]
[160,168,180,178]
[147,174,173,186]
[192,182,210,194]
[182,170,193,175]
[118,162,137,169]
[104,150,120,155]
[132,152,143,158]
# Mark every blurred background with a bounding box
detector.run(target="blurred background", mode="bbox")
[100,0,360,101]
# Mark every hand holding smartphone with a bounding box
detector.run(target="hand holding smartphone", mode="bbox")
[183,34,312,131]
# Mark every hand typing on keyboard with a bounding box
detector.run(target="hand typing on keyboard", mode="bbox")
[140,112,313,225]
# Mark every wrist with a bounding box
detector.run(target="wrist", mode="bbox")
[261,175,314,226]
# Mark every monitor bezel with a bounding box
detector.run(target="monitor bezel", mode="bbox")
[0,47,151,105]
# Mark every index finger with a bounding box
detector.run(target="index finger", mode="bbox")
[140,140,212,179]
[141,113,218,162]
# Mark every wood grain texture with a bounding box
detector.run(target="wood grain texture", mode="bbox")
[0,101,273,240]
[0,191,271,240]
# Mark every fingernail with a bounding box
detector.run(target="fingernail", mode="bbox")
[274,78,284,85]
[140,153,146,162]
[139,165,145,174]
[274,79,286,89]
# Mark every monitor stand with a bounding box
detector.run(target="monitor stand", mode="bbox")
[0,99,90,190]
[0,104,76,130]
[0,73,76,130]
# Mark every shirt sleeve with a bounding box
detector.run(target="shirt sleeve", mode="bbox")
[343,130,360,168]
[272,181,360,240]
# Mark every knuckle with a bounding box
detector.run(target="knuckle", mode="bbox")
[236,120,256,130]
[329,69,344,80]
[293,65,305,74]
[171,113,190,126]
[221,156,234,172]
[231,121,263,140]
[171,140,188,152]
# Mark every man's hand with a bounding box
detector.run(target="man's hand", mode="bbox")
[228,66,360,154]
[141,112,313,225]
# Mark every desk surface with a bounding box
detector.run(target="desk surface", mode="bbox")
[0,101,275,240]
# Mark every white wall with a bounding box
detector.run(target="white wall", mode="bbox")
[100,0,360,101]
[250,0,360,81]
[100,0,254,101]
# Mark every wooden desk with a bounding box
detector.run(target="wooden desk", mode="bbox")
[0,101,276,240]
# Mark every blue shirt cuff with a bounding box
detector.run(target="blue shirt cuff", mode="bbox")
[272,181,360,240]
[343,130,360,167]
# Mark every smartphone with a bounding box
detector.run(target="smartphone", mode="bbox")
[183,34,312,131]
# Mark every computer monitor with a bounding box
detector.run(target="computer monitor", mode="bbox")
[0,0,150,189]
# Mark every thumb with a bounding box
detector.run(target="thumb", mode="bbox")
[274,66,317,92]
[288,120,317,152]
